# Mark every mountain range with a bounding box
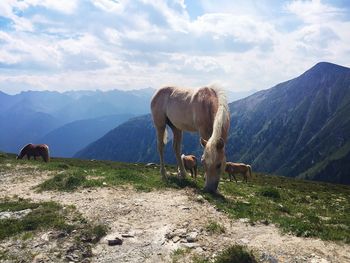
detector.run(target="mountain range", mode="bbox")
[0,87,254,155]
[0,88,154,154]
[76,62,350,184]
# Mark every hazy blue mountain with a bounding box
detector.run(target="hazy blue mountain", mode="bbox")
[0,110,61,154]
[0,88,154,153]
[40,114,134,158]
[56,88,154,122]
[74,114,201,162]
[75,62,350,184]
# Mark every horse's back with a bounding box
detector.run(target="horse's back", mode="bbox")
[151,86,221,134]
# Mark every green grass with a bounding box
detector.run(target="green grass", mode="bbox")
[205,221,226,234]
[0,198,72,240]
[192,245,257,263]
[1,153,350,243]
[171,248,190,263]
[0,196,107,246]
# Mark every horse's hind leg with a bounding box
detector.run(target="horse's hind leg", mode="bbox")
[190,168,194,178]
[244,171,249,183]
[232,173,238,183]
[171,127,186,178]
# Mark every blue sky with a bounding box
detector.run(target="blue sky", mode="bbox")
[0,0,349,94]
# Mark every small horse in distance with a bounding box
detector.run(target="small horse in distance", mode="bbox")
[181,154,198,179]
[225,162,252,183]
[151,85,230,193]
[17,143,50,162]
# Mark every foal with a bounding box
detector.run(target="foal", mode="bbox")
[181,154,198,178]
[225,162,252,183]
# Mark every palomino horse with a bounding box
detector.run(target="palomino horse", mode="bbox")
[181,154,198,179]
[151,85,230,193]
[17,143,50,162]
[225,162,252,183]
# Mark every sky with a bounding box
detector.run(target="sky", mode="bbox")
[0,0,349,94]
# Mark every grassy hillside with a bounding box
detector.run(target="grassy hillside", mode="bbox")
[2,152,349,244]
[228,62,350,183]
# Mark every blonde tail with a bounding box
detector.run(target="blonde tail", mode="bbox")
[247,165,252,179]
[163,128,168,144]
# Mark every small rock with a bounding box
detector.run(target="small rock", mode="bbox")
[165,232,174,240]
[195,195,205,203]
[182,243,200,249]
[33,253,48,263]
[186,232,198,243]
[173,228,187,237]
[179,205,190,210]
[172,236,181,243]
[121,233,134,238]
[66,254,79,262]
[102,182,107,186]
[108,238,123,246]
[239,238,249,244]
[195,247,204,254]
[260,253,278,263]
[40,232,50,242]
[239,218,250,223]
[310,258,329,263]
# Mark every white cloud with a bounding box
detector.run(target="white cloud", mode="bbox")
[0,0,349,94]
[286,0,345,24]
[91,0,127,13]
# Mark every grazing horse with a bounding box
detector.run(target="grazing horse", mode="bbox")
[151,85,230,193]
[181,154,198,178]
[225,162,252,183]
[17,143,50,162]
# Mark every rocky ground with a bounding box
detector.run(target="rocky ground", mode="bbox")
[0,164,350,263]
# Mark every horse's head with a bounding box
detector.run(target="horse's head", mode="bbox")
[200,137,226,193]
[17,144,31,160]
[16,153,24,160]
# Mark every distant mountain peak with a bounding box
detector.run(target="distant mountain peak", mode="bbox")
[306,62,350,75]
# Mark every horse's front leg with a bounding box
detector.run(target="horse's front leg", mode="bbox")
[156,126,167,179]
[172,128,186,178]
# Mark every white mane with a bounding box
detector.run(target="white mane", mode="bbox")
[205,85,229,165]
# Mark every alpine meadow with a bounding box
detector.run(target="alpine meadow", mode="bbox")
[1,0,350,262]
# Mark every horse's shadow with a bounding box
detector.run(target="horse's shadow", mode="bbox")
[165,175,199,189]
[164,175,227,202]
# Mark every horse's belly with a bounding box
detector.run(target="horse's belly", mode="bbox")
[166,108,197,132]
[171,120,197,132]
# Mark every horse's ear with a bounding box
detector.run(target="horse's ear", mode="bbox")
[216,138,225,150]
[200,138,207,147]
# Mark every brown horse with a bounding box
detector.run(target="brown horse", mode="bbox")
[181,154,198,178]
[17,143,50,162]
[151,85,230,193]
[225,162,252,183]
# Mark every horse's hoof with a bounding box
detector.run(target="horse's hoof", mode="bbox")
[177,172,186,178]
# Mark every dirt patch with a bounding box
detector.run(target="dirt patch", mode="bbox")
[1,167,350,262]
